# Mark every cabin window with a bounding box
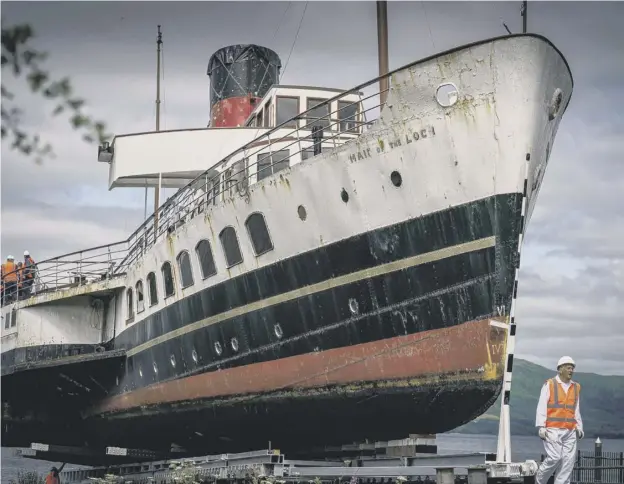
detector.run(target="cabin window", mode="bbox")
[162,262,175,298]
[264,100,272,128]
[177,250,194,289]
[219,226,243,268]
[10,309,17,328]
[257,108,264,128]
[196,240,217,279]
[4,313,9,330]
[126,288,134,323]
[147,272,158,306]
[301,148,315,161]
[245,212,274,256]
[338,100,359,133]
[306,98,330,129]
[136,280,145,313]
[276,96,299,128]
[256,150,290,181]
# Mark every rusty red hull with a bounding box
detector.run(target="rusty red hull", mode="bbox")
[84,318,507,454]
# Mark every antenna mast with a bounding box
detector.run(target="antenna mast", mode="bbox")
[153,25,163,236]
[376,1,389,106]
[521,1,527,33]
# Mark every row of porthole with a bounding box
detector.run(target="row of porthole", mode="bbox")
[136,323,284,379]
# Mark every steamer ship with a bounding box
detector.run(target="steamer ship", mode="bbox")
[1,15,573,463]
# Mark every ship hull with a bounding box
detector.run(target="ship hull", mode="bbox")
[84,190,521,453]
[90,318,507,454]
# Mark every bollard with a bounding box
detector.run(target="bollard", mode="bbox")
[594,437,602,483]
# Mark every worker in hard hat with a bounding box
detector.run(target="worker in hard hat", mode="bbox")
[21,250,36,298]
[1,255,18,304]
[535,356,584,484]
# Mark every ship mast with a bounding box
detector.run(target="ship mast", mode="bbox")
[153,25,163,236]
[521,0,527,33]
[376,1,389,106]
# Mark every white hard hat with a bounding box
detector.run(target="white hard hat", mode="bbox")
[557,356,576,368]
[24,250,29,256]
[7,255,14,260]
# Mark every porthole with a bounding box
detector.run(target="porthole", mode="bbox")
[341,188,349,203]
[348,298,359,315]
[191,349,198,363]
[274,323,284,339]
[297,205,307,221]
[170,354,176,368]
[390,171,402,187]
[214,341,223,356]
[435,82,459,108]
[231,337,239,352]
[153,362,158,374]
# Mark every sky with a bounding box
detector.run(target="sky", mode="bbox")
[1,1,623,376]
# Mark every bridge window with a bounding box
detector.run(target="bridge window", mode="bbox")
[306,98,330,129]
[257,109,264,128]
[245,212,274,256]
[196,240,217,279]
[264,99,272,128]
[177,250,194,289]
[162,262,175,298]
[276,96,299,128]
[219,226,243,268]
[126,288,134,323]
[136,280,145,313]
[257,150,290,181]
[338,100,359,133]
[147,272,158,306]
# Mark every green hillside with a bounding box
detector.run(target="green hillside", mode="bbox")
[455,359,624,439]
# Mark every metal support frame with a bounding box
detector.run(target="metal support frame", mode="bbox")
[20,441,541,484]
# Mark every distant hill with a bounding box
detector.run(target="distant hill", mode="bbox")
[455,359,624,439]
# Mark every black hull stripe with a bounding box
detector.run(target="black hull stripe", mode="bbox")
[116,195,513,350]
[128,236,494,357]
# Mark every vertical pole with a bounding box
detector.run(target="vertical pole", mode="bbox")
[595,438,602,483]
[376,1,389,106]
[522,1,527,33]
[153,25,163,237]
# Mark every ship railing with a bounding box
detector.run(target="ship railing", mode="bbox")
[1,240,130,308]
[115,76,389,268]
[1,70,391,301]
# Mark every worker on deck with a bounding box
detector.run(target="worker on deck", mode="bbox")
[45,464,66,484]
[535,356,584,484]
[1,255,18,304]
[21,250,36,298]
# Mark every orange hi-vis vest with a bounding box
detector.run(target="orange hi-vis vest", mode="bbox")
[546,377,580,430]
[2,261,17,282]
[45,473,59,484]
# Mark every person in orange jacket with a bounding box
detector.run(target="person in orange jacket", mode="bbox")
[45,464,66,484]
[1,255,18,304]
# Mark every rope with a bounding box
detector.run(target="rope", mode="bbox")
[420,2,436,51]
[280,1,308,82]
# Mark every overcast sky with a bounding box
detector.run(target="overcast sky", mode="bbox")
[1,1,622,376]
